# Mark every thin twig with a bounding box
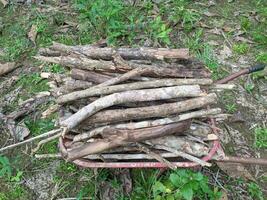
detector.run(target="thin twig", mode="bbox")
[151,144,211,167]
[0,129,61,152]
[136,143,177,170]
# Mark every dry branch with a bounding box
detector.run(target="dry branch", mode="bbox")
[61,85,203,130]
[34,55,210,78]
[47,42,190,60]
[73,108,219,142]
[57,79,211,103]
[0,129,61,152]
[81,93,217,125]
[149,144,211,167]
[70,69,111,84]
[64,121,191,161]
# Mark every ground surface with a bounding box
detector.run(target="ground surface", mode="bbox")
[0,0,266,200]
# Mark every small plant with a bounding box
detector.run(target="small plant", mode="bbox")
[240,17,252,31]
[152,169,221,200]
[225,103,237,113]
[244,83,255,93]
[254,127,267,149]
[248,182,264,200]
[43,64,66,74]
[0,156,12,178]
[233,43,249,55]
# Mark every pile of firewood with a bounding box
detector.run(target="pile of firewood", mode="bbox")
[33,42,233,168]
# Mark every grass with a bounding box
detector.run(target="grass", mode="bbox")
[248,182,265,200]
[254,127,267,149]
[232,43,249,55]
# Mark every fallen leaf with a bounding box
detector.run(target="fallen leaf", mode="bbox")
[207,40,220,46]
[0,62,17,76]
[100,181,118,200]
[28,25,38,44]
[203,11,219,17]
[216,162,256,181]
[198,21,211,28]
[222,26,234,32]
[220,191,228,200]
[234,36,254,44]
[207,28,222,35]
[219,45,232,59]
[7,120,30,141]
[0,0,8,7]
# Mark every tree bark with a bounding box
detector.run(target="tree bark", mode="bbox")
[73,108,219,142]
[47,42,190,60]
[81,93,217,125]
[70,69,112,84]
[34,55,210,78]
[64,121,191,161]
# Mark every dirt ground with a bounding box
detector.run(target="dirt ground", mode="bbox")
[0,1,266,199]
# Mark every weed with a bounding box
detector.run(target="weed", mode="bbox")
[184,29,203,53]
[248,182,264,200]
[43,63,66,74]
[244,83,255,93]
[254,127,267,149]
[0,156,12,178]
[225,103,237,113]
[197,44,218,71]
[240,17,252,31]
[233,43,249,55]
[152,169,221,200]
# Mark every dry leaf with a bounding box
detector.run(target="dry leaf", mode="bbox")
[222,26,234,32]
[219,45,232,59]
[207,40,220,46]
[220,191,228,200]
[28,25,38,43]
[0,0,8,7]
[203,11,219,17]
[0,62,17,76]
[118,169,132,195]
[207,28,222,35]
[216,162,256,181]
[234,36,254,44]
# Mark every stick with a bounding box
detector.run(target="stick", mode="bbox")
[58,68,151,103]
[70,69,111,84]
[0,129,61,152]
[150,144,211,167]
[31,133,61,154]
[73,108,220,142]
[136,143,177,169]
[48,42,190,60]
[81,93,217,125]
[64,121,191,161]
[34,55,210,78]
[60,85,203,130]
[57,79,211,103]
[0,62,17,76]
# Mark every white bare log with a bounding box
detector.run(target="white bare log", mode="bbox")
[61,85,204,130]
[57,79,211,103]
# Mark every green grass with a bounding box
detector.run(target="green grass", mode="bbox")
[233,43,249,55]
[248,182,264,200]
[254,127,267,149]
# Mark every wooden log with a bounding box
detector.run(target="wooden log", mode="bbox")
[73,109,219,142]
[70,69,111,84]
[57,79,211,103]
[34,55,210,78]
[144,136,210,157]
[0,62,17,76]
[64,121,191,161]
[60,85,204,130]
[48,42,190,60]
[81,93,217,125]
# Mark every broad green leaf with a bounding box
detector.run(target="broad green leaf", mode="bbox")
[181,186,193,200]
